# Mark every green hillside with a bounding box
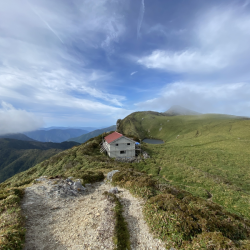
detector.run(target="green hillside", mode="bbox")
[0,133,35,141]
[0,139,79,183]
[118,112,250,218]
[1,115,250,249]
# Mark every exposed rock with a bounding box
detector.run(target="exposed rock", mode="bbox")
[34,176,48,183]
[106,170,120,181]
[72,181,86,191]
[108,187,118,194]
[142,151,150,159]
[33,176,86,199]
[66,178,73,184]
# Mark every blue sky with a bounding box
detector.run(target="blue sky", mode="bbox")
[1,0,250,134]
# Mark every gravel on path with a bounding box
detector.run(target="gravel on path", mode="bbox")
[21,177,166,250]
[22,179,115,250]
[117,188,166,250]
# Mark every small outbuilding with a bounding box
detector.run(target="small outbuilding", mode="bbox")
[101,131,136,158]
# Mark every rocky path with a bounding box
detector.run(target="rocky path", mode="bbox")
[21,177,166,250]
[117,188,165,250]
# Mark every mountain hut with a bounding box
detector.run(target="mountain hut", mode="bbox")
[100,131,136,158]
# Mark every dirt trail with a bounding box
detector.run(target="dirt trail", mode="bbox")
[117,188,166,250]
[21,178,166,250]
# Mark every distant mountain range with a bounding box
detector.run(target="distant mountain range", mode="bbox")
[23,129,89,143]
[164,105,201,116]
[0,138,79,183]
[40,126,99,131]
[0,133,35,141]
[68,125,116,143]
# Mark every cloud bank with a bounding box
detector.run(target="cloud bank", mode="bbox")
[0,102,44,135]
[135,81,250,116]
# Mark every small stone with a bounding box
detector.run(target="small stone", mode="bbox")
[108,187,118,194]
[96,213,100,217]
[66,178,73,184]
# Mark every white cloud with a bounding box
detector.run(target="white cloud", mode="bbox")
[0,66,126,109]
[71,0,128,52]
[0,101,44,135]
[137,50,226,73]
[130,71,138,76]
[137,6,250,78]
[0,0,129,125]
[135,81,250,116]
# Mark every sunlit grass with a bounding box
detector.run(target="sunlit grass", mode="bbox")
[1,114,250,249]
[119,112,250,219]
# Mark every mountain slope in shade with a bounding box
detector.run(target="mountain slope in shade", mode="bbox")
[0,133,35,141]
[23,129,89,143]
[0,138,79,183]
[164,105,201,116]
[68,125,116,143]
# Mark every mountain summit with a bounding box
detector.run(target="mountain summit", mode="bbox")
[164,105,201,116]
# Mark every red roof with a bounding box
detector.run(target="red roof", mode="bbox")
[104,131,123,144]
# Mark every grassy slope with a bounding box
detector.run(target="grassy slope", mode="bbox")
[118,112,250,219]
[0,133,34,141]
[1,131,250,249]
[0,139,79,183]
[0,133,123,189]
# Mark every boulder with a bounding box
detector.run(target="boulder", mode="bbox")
[106,170,120,182]
[72,181,86,191]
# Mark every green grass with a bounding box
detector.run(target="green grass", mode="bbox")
[112,169,250,249]
[0,187,26,249]
[103,191,131,250]
[118,112,250,219]
[1,113,250,249]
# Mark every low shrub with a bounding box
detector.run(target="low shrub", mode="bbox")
[186,232,236,249]
[112,169,250,249]
[112,169,158,199]
[0,187,25,250]
[80,171,104,185]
